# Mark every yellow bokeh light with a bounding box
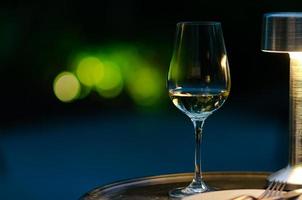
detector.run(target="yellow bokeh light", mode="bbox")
[53,72,80,102]
[76,56,104,87]
[127,66,163,106]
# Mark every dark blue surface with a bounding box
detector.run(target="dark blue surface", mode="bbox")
[0,103,288,200]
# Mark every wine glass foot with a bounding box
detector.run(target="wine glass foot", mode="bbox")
[169,180,210,198]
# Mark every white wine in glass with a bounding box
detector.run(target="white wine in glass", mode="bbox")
[167,22,231,197]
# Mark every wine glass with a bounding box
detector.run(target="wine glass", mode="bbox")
[167,21,231,197]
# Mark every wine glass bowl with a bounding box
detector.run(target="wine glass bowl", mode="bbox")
[169,87,229,120]
[167,21,231,198]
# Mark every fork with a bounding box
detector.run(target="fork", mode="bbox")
[232,181,286,200]
[258,181,286,199]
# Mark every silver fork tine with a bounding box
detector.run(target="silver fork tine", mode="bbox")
[270,181,286,197]
[266,181,280,198]
[258,181,275,199]
[233,181,287,200]
[276,182,286,196]
[259,181,286,199]
[270,181,282,197]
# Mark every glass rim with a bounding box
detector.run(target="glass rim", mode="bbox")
[177,21,221,26]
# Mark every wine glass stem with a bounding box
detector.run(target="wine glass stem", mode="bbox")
[193,120,205,183]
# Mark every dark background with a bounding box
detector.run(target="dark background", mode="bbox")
[0,0,298,200]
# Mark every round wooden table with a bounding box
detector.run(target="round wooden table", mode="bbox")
[79,172,270,200]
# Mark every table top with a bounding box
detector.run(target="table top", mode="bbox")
[79,172,270,200]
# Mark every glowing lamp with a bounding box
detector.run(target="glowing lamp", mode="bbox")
[262,12,302,185]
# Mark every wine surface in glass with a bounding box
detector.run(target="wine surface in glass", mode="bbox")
[169,88,229,118]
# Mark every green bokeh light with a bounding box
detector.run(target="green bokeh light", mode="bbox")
[77,85,92,99]
[96,61,123,90]
[127,66,163,106]
[69,43,165,105]
[53,71,81,102]
[76,56,104,87]
[100,45,164,105]
[96,61,123,98]
[96,83,123,98]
